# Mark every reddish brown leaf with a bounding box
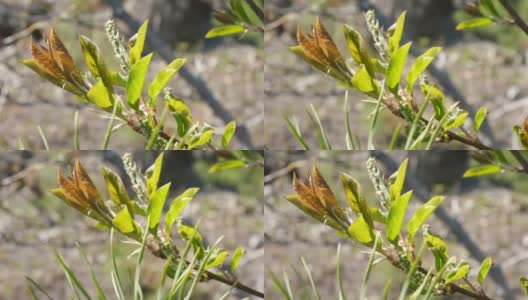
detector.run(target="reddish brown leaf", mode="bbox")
[48,28,84,87]
[57,169,90,210]
[297,26,328,66]
[314,17,345,65]
[292,173,327,217]
[310,166,348,223]
[29,37,66,81]
[73,160,108,213]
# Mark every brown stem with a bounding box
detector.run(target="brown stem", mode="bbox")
[498,0,528,36]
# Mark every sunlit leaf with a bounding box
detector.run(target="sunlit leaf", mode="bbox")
[387,42,411,93]
[206,25,246,38]
[221,121,236,148]
[127,53,153,108]
[148,58,186,105]
[388,11,406,55]
[407,196,446,242]
[348,216,373,244]
[463,164,502,177]
[473,107,487,132]
[165,188,199,234]
[386,190,412,243]
[445,262,470,284]
[129,20,149,66]
[478,257,492,285]
[456,18,493,30]
[147,183,171,232]
[406,47,442,93]
[208,160,246,173]
[112,206,135,233]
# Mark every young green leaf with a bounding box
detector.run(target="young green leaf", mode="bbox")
[386,190,412,243]
[425,230,449,271]
[129,20,149,66]
[146,153,164,195]
[456,18,494,30]
[147,183,171,232]
[166,97,193,137]
[351,65,375,93]
[443,111,469,131]
[407,196,446,242]
[478,257,492,285]
[520,277,528,295]
[206,25,246,38]
[79,35,114,99]
[387,42,412,93]
[406,47,442,93]
[422,83,446,120]
[188,129,214,150]
[222,121,236,148]
[206,250,229,269]
[87,79,113,108]
[208,160,246,173]
[340,173,374,231]
[463,164,502,177]
[388,11,407,55]
[348,215,373,244]
[445,262,470,284]
[473,107,487,132]
[390,158,408,202]
[127,53,153,108]
[230,247,245,273]
[165,188,200,234]
[102,167,130,206]
[112,206,136,233]
[148,58,186,105]
[480,0,501,18]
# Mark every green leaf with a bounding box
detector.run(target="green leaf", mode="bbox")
[222,121,236,148]
[520,277,528,295]
[165,188,199,234]
[407,196,446,243]
[206,250,228,269]
[188,129,214,150]
[463,164,502,177]
[406,47,442,93]
[348,215,373,244]
[206,25,246,38]
[456,18,493,30]
[127,53,153,108]
[148,58,186,105]
[87,79,113,108]
[390,158,408,202]
[112,206,135,233]
[343,25,374,76]
[340,173,374,232]
[147,183,171,232]
[231,247,245,272]
[387,42,411,93]
[208,160,246,173]
[478,257,492,285]
[129,20,149,66]
[178,224,204,258]
[445,262,470,284]
[389,11,406,55]
[351,65,375,93]
[79,35,114,100]
[146,153,164,195]
[425,230,449,271]
[102,167,130,206]
[166,98,193,137]
[421,83,446,120]
[230,0,263,26]
[386,191,412,243]
[473,107,487,132]
[443,111,469,131]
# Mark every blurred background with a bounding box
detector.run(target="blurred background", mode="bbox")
[264,0,528,149]
[0,0,263,149]
[0,150,263,299]
[264,150,528,298]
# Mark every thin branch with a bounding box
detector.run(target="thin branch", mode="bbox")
[498,0,528,36]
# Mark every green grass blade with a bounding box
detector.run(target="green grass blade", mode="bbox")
[404,98,430,150]
[26,276,55,300]
[110,229,126,300]
[380,279,392,300]
[283,113,310,150]
[133,220,150,300]
[425,103,457,149]
[184,237,224,300]
[360,234,380,300]
[101,101,119,150]
[37,126,50,150]
[301,257,320,300]
[54,250,92,300]
[410,115,435,150]
[309,104,331,150]
[337,244,347,300]
[367,85,385,150]
[398,240,427,300]
[73,110,80,150]
[344,91,356,150]
[76,243,107,300]
[267,268,294,300]
[389,123,401,149]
